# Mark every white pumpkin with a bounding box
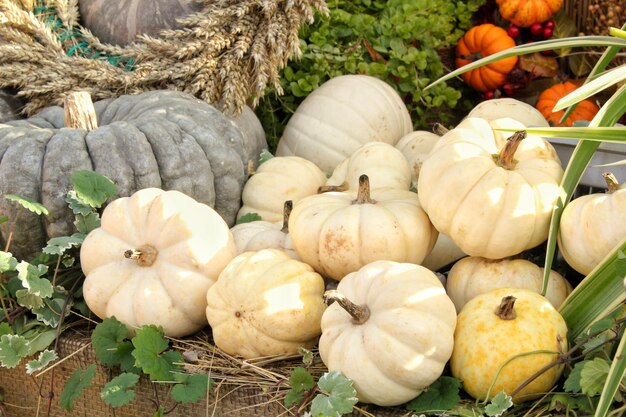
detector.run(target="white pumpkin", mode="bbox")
[321,142,412,192]
[467,98,549,127]
[319,260,457,406]
[276,75,413,174]
[205,249,326,359]
[417,117,563,259]
[446,256,573,312]
[558,172,626,275]
[289,175,438,280]
[395,130,441,186]
[81,188,236,337]
[421,234,466,272]
[237,155,327,222]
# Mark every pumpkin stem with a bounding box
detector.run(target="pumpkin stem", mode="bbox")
[124,244,158,267]
[246,159,256,177]
[318,181,349,193]
[494,131,526,169]
[495,295,517,320]
[433,123,449,136]
[323,290,370,325]
[64,91,98,131]
[603,172,621,193]
[281,200,293,233]
[353,175,376,205]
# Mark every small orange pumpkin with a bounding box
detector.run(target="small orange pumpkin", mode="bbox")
[496,0,563,28]
[455,24,519,93]
[536,81,600,126]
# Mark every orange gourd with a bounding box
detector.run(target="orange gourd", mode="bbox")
[455,24,519,93]
[536,81,600,126]
[496,0,563,27]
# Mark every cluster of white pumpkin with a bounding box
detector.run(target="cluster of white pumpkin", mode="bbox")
[79,75,625,408]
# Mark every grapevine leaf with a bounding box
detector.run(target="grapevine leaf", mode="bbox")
[0,323,12,337]
[258,149,274,164]
[33,297,68,327]
[235,212,262,224]
[131,325,183,382]
[16,261,52,298]
[406,376,462,413]
[25,329,57,356]
[4,194,49,216]
[170,373,211,404]
[26,349,58,374]
[74,212,100,234]
[0,334,30,368]
[15,289,44,309]
[0,215,7,224]
[100,372,139,407]
[60,364,96,411]
[580,357,611,397]
[70,170,117,208]
[92,317,137,373]
[484,392,513,417]
[285,367,315,407]
[310,371,358,417]
[43,234,86,255]
[65,190,94,215]
[0,251,17,273]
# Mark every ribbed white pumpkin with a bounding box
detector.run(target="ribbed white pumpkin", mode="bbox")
[319,260,457,406]
[81,188,236,337]
[417,117,563,259]
[395,130,441,186]
[446,256,573,312]
[237,155,327,223]
[276,75,413,174]
[289,175,438,280]
[205,249,326,358]
[421,234,466,272]
[467,98,549,127]
[558,173,626,275]
[322,142,412,192]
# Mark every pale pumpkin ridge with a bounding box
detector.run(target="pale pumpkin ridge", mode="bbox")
[357,77,412,135]
[289,114,357,161]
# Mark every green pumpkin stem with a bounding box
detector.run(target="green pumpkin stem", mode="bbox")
[353,175,376,205]
[124,244,158,267]
[603,172,621,193]
[495,131,526,170]
[64,91,98,131]
[495,295,517,320]
[281,200,293,233]
[318,181,349,193]
[323,290,370,325]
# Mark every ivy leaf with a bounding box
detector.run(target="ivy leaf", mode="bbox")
[310,371,358,417]
[65,190,94,215]
[16,261,53,298]
[33,297,69,327]
[4,194,49,216]
[258,149,274,165]
[100,372,139,407]
[406,376,462,413]
[484,392,513,417]
[0,251,17,273]
[0,334,30,368]
[15,289,44,309]
[580,357,610,397]
[74,213,100,234]
[70,170,117,208]
[60,364,96,411]
[25,329,57,355]
[170,373,211,404]
[131,325,183,382]
[285,367,315,407]
[92,317,137,373]
[43,233,86,255]
[235,212,262,224]
[26,349,58,375]
[299,347,314,366]
[0,323,12,337]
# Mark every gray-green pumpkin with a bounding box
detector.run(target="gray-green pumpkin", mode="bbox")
[0,90,266,260]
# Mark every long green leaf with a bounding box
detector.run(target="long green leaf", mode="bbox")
[594,327,626,417]
[559,236,626,338]
[554,66,626,111]
[426,36,626,91]
[504,126,626,143]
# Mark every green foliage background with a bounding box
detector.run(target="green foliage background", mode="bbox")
[256,0,486,151]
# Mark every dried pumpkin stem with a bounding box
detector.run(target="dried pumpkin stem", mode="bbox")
[124,244,158,267]
[495,131,526,170]
[603,172,621,193]
[318,181,349,193]
[495,295,517,320]
[63,91,98,131]
[352,175,376,205]
[432,123,449,136]
[281,200,293,233]
[324,290,370,325]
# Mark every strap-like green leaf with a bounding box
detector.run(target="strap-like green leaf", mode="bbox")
[593,325,626,417]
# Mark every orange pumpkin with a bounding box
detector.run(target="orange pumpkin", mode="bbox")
[455,24,519,93]
[536,81,600,126]
[496,0,563,27]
